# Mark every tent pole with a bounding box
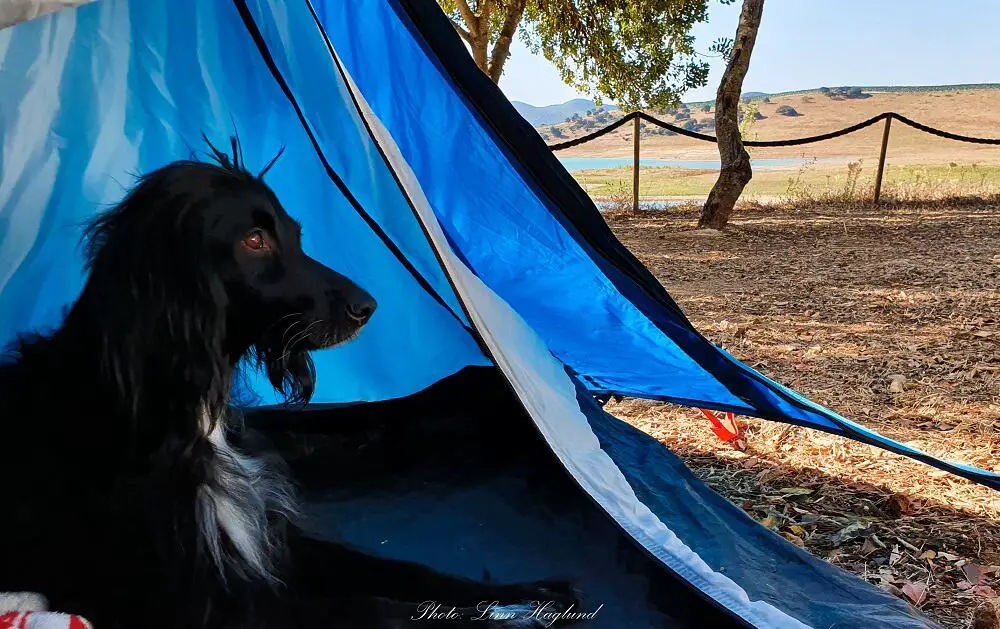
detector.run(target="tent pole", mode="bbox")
[632,114,640,213]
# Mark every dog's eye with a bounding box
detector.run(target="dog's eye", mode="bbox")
[242,229,270,252]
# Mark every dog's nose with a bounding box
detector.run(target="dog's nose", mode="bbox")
[346,298,377,325]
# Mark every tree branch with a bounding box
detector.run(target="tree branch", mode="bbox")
[453,0,478,31]
[487,0,526,82]
[449,18,473,44]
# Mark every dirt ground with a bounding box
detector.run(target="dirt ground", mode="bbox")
[603,199,1000,629]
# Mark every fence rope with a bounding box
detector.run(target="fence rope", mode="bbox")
[547,110,1000,151]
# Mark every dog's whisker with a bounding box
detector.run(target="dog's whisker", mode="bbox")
[277,321,324,364]
[263,312,304,337]
[279,320,304,347]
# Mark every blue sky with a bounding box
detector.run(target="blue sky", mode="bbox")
[499,0,1000,105]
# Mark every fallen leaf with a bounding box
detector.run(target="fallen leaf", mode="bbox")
[888,374,907,393]
[778,487,814,496]
[830,521,868,546]
[964,562,986,586]
[973,585,997,598]
[789,524,807,536]
[885,494,914,518]
[760,515,779,530]
[782,532,805,547]
[901,581,929,606]
[957,580,974,591]
[938,552,960,562]
[880,583,905,599]
[860,538,880,555]
[919,550,937,561]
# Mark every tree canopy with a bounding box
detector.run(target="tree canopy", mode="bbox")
[438,0,720,110]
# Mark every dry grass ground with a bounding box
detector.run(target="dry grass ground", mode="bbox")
[603,199,1000,629]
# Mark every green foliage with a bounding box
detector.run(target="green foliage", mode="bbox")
[738,101,761,147]
[439,0,718,110]
[707,36,734,62]
[522,1,716,110]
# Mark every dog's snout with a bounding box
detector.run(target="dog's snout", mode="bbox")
[346,298,377,325]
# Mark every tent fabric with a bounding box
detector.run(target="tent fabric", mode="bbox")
[0,0,490,405]
[0,1,965,627]
[250,367,936,629]
[317,0,1000,491]
[339,65,804,626]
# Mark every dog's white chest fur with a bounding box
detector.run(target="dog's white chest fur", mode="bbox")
[196,407,294,582]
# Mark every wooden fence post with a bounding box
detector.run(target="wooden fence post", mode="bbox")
[874,116,892,203]
[632,114,640,213]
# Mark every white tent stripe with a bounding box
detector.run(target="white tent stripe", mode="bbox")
[330,43,812,629]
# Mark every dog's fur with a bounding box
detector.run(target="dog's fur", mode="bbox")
[0,143,574,628]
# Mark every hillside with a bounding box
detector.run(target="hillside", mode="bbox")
[512,98,618,126]
[537,86,1000,166]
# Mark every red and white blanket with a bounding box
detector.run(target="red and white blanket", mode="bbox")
[0,594,91,629]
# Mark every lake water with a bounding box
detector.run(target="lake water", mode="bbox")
[558,156,808,171]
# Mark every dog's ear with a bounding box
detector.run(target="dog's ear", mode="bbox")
[83,185,231,431]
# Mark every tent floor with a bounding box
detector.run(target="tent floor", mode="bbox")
[248,367,742,628]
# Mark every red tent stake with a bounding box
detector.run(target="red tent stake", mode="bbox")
[698,408,742,443]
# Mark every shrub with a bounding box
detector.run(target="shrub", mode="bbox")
[775,104,800,116]
[824,86,872,100]
[700,104,712,113]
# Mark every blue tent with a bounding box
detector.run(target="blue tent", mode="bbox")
[1,1,993,627]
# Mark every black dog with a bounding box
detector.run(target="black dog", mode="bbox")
[0,141,574,628]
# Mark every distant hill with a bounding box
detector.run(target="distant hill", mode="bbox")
[538,85,1000,166]
[688,83,1000,107]
[512,98,618,126]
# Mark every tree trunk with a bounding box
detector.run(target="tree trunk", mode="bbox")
[487,0,526,82]
[470,34,489,70]
[698,0,765,230]
[449,0,526,84]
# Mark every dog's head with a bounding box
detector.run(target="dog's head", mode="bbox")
[81,138,376,412]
